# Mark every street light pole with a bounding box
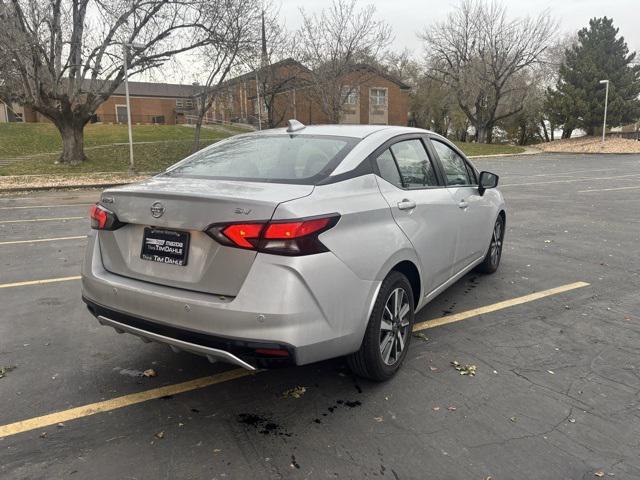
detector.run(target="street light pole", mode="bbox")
[599,79,610,144]
[122,42,144,174]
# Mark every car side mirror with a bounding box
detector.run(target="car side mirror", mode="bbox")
[478,171,499,196]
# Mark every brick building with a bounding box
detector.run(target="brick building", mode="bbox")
[1,60,410,127]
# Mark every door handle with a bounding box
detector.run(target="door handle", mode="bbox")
[397,199,416,211]
[458,200,468,209]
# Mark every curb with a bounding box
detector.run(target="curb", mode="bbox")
[0,182,136,193]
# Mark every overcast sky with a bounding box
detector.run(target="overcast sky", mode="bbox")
[151,0,640,83]
[280,0,640,57]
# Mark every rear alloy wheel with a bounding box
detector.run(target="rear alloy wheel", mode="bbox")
[348,271,415,381]
[476,214,504,274]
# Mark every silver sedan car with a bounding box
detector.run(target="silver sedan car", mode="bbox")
[82,121,505,381]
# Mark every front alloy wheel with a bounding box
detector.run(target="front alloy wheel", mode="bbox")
[477,214,504,274]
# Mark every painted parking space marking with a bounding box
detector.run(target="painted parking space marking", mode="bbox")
[0,216,84,224]
[0,203,91,210]
[578,185,640,193]
[501,173,640,187]
[412,281,590,331]
[0,281,588,439]
[0,369,253,438]
[0,276,81,289]
[0,235,87,246]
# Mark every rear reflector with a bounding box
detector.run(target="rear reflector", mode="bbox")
[254,348,289,357]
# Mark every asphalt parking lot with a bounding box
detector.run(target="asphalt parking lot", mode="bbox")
[1,152,639,480]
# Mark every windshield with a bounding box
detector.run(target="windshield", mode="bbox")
[165,134,359,184]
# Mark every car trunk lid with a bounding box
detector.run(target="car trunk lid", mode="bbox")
[97,176,313,295]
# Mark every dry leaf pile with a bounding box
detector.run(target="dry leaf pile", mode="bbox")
[451,361,476,376]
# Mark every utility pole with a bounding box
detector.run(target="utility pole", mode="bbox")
[599,79,610,144]
[122,42,144,174]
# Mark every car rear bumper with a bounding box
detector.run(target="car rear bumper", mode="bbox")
[81,233,379,369]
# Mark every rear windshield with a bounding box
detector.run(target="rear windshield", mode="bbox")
[165,134,359,184]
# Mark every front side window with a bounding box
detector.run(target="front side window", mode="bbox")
[390,139,438,188]
[370,88,387,106]
[166,135,358,184]
[431,140,473,186]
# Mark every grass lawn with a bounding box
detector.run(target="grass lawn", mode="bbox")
[0,123,250,176]
[454,142,525,156]
[0,123,524,177]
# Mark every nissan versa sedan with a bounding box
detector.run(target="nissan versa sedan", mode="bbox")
[82,121,505,381]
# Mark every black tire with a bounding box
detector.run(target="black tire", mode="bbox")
[476,214,505,274]
[347,271,415,381]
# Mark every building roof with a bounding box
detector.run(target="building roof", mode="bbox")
[110,81,199,98]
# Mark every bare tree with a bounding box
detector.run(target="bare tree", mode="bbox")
[296,0,391,123]
[190,0,260,151]
[420,0,556,143]
[0,0,224,164]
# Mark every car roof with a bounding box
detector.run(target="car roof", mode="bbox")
[252,124,433,139]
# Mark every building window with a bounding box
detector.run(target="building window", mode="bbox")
[342,86,358,105]
[370,88,387,107]
[176,98,194,109]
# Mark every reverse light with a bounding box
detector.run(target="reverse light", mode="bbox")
[206,214,339,256]
[89,203,123,230]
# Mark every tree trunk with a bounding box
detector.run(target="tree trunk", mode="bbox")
[561,127,573,139]
[192,118,203,153]
[476,125,488,143]
[58,122,87,164]
[540,119,550,142]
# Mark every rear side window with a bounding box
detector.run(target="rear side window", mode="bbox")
[375,149,403,188]
[431,140,474,186]
[165,135,358,184]
[390,139,438,188]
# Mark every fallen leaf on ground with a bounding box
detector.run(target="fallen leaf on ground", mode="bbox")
[429,366,438,372]
[594,470,604,477]
[569,418,576,423]
[0,365,16,379]
[373,416,384,422]
[432,406,440,411]
[451,361,476,376]
[154,431,165,439]
[509,417,517,422]
[447,406,457,411]
[282,386,306,399]
[57,423,65,428]
[413,332,429,342]
[39,432,47,438]
[213,448,222,453]
[547,370,555,375]
[143,369,157,378]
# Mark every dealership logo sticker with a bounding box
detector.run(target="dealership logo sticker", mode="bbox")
[150,202,165,218]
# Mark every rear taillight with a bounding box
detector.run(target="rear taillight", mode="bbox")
[89,203,123,230]
[206,214,339,256]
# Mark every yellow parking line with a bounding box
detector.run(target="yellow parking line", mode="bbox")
[0,204,91,210]
[0,369,253,438]
[0,235,87,246]
[0,216,84,224]
[412,281,590,331]
[0,276,81,289]
[0,281,589,438]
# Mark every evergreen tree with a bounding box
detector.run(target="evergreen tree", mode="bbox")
[547,17,640,136]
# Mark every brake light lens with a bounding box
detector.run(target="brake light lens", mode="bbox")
[264,218,331,239]
[221,223,263,249]
[89,203,123,230]
[206,214,339,256]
